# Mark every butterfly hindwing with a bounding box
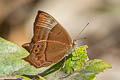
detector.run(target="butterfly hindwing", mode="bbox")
[23,40,69,68]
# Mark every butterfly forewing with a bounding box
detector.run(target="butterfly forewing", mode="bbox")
[48,23,72,46]
[33,11,57,43]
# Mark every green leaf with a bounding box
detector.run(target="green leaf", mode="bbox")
[63,46,111,80]
[72,59,112,80]
[0,37,46,76]
[77,73,96,80]
[84,59,112,74]
[0,37,112,80]
[0,37,28,75]
[64,45,88,74]
[64,58,72,73]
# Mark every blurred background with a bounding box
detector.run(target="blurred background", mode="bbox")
[0,0,120,80]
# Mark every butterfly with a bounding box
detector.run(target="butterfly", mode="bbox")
[22,10,73,68]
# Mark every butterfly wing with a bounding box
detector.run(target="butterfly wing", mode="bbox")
[23,11,73,68]
[48,23,72,46]
[22,11,57,52]
[32,11,57,43]
[33,10,72,45]
[23,40,70,68]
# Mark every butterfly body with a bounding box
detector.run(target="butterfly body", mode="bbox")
[22,11,72,68]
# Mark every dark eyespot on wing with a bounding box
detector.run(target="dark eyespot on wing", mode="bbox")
[35,49,38,52]
[33,48,39,53]
[37,45,40,48]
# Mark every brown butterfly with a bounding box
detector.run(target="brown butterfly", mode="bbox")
[22,10,73,68]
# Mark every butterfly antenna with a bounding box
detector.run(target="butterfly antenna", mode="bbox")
[75,22,89,39]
